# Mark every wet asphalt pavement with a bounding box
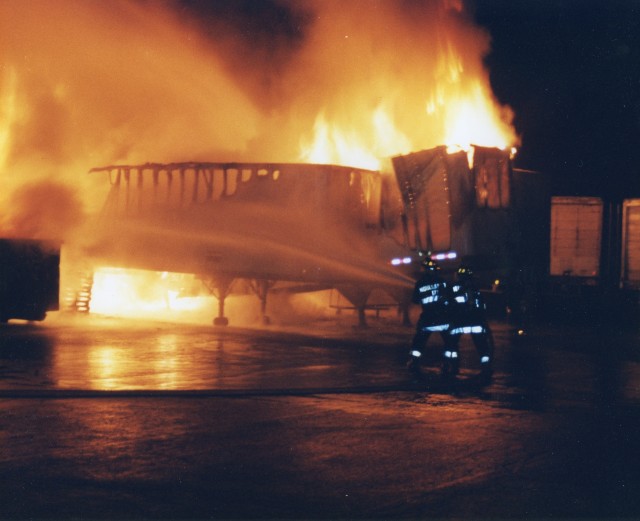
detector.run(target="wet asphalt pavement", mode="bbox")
[1,313,640,519]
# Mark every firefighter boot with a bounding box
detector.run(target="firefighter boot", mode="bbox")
[450,355,460,376]
[477,354,493,382]
[441,351,459,377]
[407,351,423,378]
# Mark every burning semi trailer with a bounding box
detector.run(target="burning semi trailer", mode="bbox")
[62,145,547,327]
[69,161,416,326]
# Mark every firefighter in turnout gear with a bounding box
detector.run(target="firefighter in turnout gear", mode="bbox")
[407,259,458,376]
[449,265,494,378]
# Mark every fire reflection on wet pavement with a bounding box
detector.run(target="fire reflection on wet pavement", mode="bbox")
[1,314,640,519]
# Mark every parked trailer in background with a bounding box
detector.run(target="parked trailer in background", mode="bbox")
[0,239,60,323]
[547,196,640,290]
[550,197,603,280]
[621,199,640,289]
[542,197,640,323]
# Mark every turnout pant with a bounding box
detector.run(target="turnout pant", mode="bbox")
[449,328,494,370]
[410,320,456,370]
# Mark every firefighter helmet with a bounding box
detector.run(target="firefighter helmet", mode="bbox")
[422,259,439,271]
[457,265,473,279]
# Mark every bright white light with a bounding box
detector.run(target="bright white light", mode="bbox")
[431,251,457,261]
[391,256,413,266]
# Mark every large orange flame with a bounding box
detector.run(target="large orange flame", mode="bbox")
[300,107,413,170]
[297,2,518,169]
[0,67,19,173]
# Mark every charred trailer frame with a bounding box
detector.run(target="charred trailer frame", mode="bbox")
[0,238,60,323]
[83,162,412,326]
[390,146,550,319]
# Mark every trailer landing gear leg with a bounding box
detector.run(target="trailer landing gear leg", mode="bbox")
[202,276,234,326]
[336,285,372,328]
[249,279,275,325]
[385,287,413,327]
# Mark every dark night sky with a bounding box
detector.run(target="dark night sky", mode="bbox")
[474,0,640,200]
[181,0,640,201]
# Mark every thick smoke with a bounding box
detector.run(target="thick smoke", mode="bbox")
[0,0,261,239]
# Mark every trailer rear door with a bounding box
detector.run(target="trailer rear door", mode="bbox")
[550,197,603,278]
[621,199,640,288]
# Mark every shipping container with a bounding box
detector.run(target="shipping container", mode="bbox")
[0,239,60,322]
